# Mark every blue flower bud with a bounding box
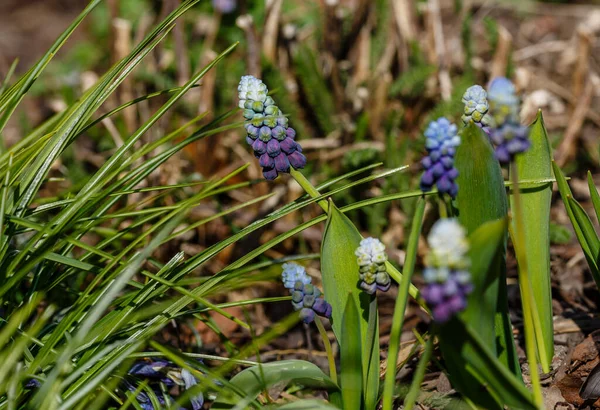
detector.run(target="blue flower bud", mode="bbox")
[489,122,530,163]
[487,77,520,127]
[420,118,460,199]
[258,126,271,142]
[282,263,312,289]
[288,280,332,324]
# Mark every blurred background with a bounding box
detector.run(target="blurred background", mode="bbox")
[2,0,600,405]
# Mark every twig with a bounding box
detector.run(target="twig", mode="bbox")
[555,76,594,167]
[262,0,283,63]
[427,0,452,101]
[490,24,512,79]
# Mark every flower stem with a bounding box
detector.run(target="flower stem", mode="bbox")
[510,162,544,409]
[315,317,337,384]
[290,167,328,212]
[382,198,426,410]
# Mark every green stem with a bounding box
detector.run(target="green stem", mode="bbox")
[290,168,328,212]
[315,317,337,384]
[510,162,544,409]
[382,198,426,410]
[404,335,434,410]
[437,195,447,219]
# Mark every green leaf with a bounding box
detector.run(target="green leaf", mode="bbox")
[553,161,600,285]
[438,319,537,410]
[211,360,338,409]
[588,171,600,225]
[271,400,341,409]
[510,111,553,370]
[340,297,363,410]
[454,122,518,374]
[320,202,373,400]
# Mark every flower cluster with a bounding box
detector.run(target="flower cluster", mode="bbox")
[238,76,306,180]
[421,219,472,323]
[124,360,204,410]
[486,77,530,163]
[420,118,460,198]
[355,237,390,294]
[461,85,491,132]
[282,263,332,324]
[281,262,312,289]
[212,0,236,13]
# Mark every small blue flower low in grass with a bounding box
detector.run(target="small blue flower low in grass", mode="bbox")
[486,77,530,163]
[355,237,391,294]
[461,85,491,132]
[282,264,332,323]
[238,75,306,180]
[421,219,472,323]
[281,262,312,289]
[126,359,204,410]
[420,118,460,198]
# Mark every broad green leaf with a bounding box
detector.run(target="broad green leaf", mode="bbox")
[438,319,537,410]
[320,202,372,400]
[553,161,600,285]
[454,122,518,374]
[510,111,553,369]
[271,400,341,409]
[211,360,338,409]
[340,297,363,410]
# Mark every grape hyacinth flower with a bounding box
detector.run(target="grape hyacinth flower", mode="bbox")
[281,262,312,289]
[212,0,236,14]
[461,85,491,132]
[421,219,472,323]
[486,77,530,163]
[290,281,332,323]
[487,76,519,127]
[126,359,205,410]
[355,237,391,294]
[238,75,306,180]
[420,118,461,198]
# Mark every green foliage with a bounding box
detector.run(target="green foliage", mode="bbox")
[511,112,553,370]
[212,360,338,409]
[454,122,519,376]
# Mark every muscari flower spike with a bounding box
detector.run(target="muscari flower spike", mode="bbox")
[290,281,332,323]
[281,262,312,290]
[420,118,460,199]
[355,237,391,294]
[486,77,530,163]
[461,85,491,132]
[238,75,306,180]
[421,219,473,323]
[126,359,205,410]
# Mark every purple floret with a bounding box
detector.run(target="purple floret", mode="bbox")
[489,122,530,164]
[422,273,472,323]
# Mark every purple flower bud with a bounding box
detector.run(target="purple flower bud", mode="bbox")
[299,308,315,324]
[421,170,434,187]
[286,127,296,140]
[274,153,290,172]
[431,162,445,178]
[422,156,433,169]
[212,0,236,14]
[245,136,254,146]
[287,151,306,169]
[267,139,281,157]
[245,124,259,137]
[263,168,278,180]
[259,153,275,169]
[272,126,286,141]
[259,126,271,142]
[252,139,267,155]
[280,137,296,154]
